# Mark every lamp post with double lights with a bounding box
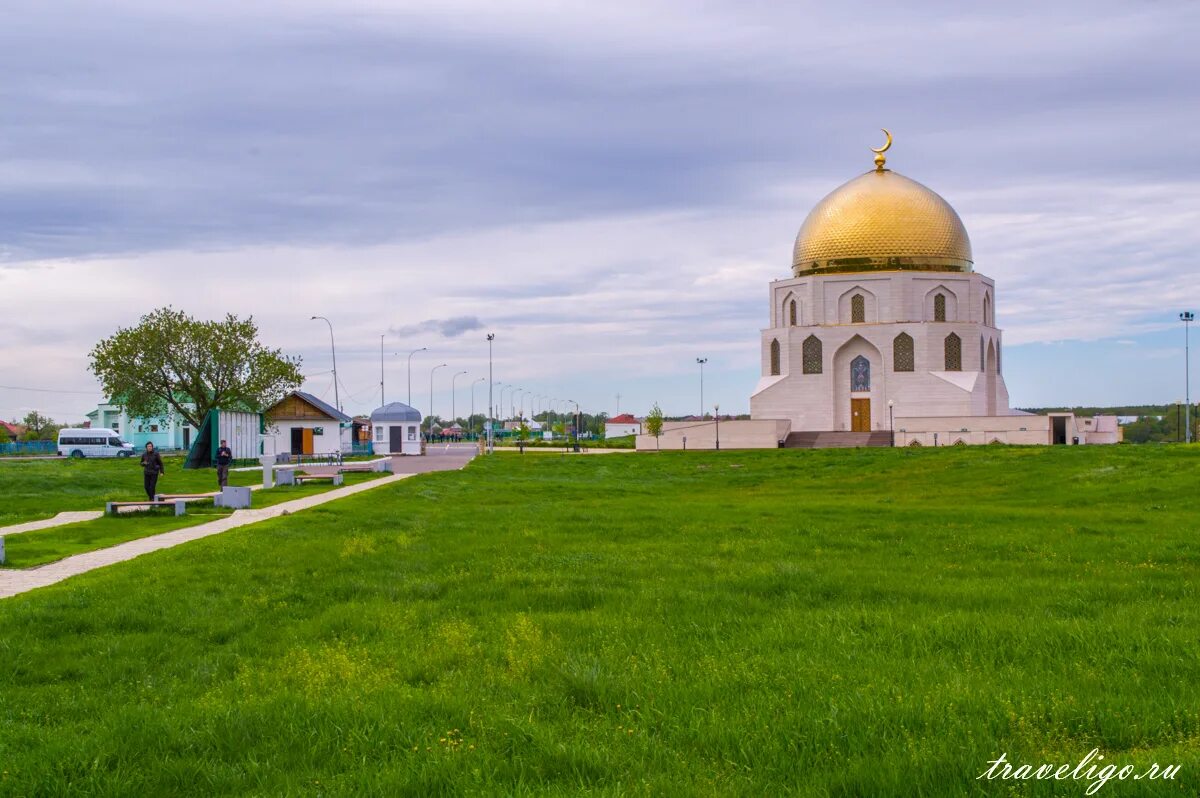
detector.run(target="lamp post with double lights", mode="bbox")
[428,363,447,441]
[486,334,495,453]
[310,316,339,411]
[1182,311,1194,443]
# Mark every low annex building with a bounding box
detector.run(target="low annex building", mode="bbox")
[604,414,642,438]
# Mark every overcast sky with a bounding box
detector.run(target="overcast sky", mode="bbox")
[2,0,1198,421]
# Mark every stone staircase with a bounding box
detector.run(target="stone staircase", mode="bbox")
[784,431,893,449]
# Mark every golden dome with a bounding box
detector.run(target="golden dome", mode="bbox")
[792,168,972,276]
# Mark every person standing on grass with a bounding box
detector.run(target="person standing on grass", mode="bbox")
[215,439,233,488]
[139,441,165,500]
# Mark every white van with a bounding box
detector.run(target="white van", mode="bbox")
[57,428,135,458]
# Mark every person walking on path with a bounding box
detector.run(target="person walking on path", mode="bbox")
[139,442,165,500]
[215,439,233,488]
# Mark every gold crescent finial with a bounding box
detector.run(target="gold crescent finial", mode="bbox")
[871,128,892,171]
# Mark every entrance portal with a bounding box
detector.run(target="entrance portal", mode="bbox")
[1051,416,1067,445]
[851,398,871,432]
[389,425,404,454]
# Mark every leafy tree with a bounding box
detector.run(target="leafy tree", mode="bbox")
[89,307,303,430]
[646,403,664,450]
[21,411,58,440]
[517,423,530,441]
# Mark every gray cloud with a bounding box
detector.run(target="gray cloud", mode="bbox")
[390,316,485,339]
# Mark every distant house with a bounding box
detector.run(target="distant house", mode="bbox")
[263,391,352,455]
[604,413,641,438]
[0,421,25,441]
[503,420,542,432]
[86,399,198,451]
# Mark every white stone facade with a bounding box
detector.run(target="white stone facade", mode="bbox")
[750,270,1011,432]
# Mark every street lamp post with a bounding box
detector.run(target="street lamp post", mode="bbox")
[696,357,708,419]
[311,316,339,411]
[714,404,720,450]
[429,363,447,441]
[486,334,495,453]
[405,347,428,407]
[888,399,895,447]
[380,334,385,408]
[470,377,485,438]
[568,399,580,452]
[1182,312,1194,444]
[451,371,468,431]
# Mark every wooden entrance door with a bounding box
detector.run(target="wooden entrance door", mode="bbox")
[851,398,871,432]
[389,425,404,453]
[302,428,315,454]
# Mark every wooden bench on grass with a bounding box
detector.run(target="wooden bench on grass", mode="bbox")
[295,473,344,486]
[105,500,186,516]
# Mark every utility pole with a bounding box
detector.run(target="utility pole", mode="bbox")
[380,334,385,407]
[696,358,708,419]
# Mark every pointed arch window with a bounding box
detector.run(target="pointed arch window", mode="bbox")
[850,356,870,392]
[770,338,781,376]
[934,293,946,322]
[944,333,962,371]
[789,299,797,326]
[984,294,993,326]
[893,333,914,372]
[851,294,865,323]
[802,335,823,374]
[980,336,985,370]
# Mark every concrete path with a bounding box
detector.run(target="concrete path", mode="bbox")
[0,447,476,599]
[0,511,104,537]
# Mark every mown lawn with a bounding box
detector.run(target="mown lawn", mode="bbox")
[0,446,1198,796]
[0,471,386,569]
[0,456,260,525]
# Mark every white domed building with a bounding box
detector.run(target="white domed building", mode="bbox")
[638,135,1119,449]
[749,141,1012,443]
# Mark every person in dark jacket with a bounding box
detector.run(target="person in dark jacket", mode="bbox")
[215,439,233,488]
[139,442,165,500]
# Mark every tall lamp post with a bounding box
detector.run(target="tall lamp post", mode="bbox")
[568,398,580,452]
[379,334,385,408]
[470,377,486,438]
[429,363,447,441]
[486,334,495,453]
[888,399,895,447]
[1182,312,1194,444]
[451,371,468,431]
[696,357,708,419]
[405,347,428,406]
[311,316,339,411]
[714,404,720,451]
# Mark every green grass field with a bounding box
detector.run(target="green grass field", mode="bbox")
[0,456,260,526]
[1,446,1197,795]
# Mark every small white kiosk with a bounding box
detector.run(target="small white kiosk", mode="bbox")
[369,402,424,456]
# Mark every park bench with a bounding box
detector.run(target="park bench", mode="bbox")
[105,500,186,516]
[156,491,220,502]
[294,473,344,486]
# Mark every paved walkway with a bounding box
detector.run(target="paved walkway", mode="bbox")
[0,511,104,537]
[0,446,477,600]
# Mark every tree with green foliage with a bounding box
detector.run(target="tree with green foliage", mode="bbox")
[646,403,664,450]
[89,307,303,430]
[21,411,58,441]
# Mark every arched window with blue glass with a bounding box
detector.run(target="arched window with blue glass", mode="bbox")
[850,355,870,392]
